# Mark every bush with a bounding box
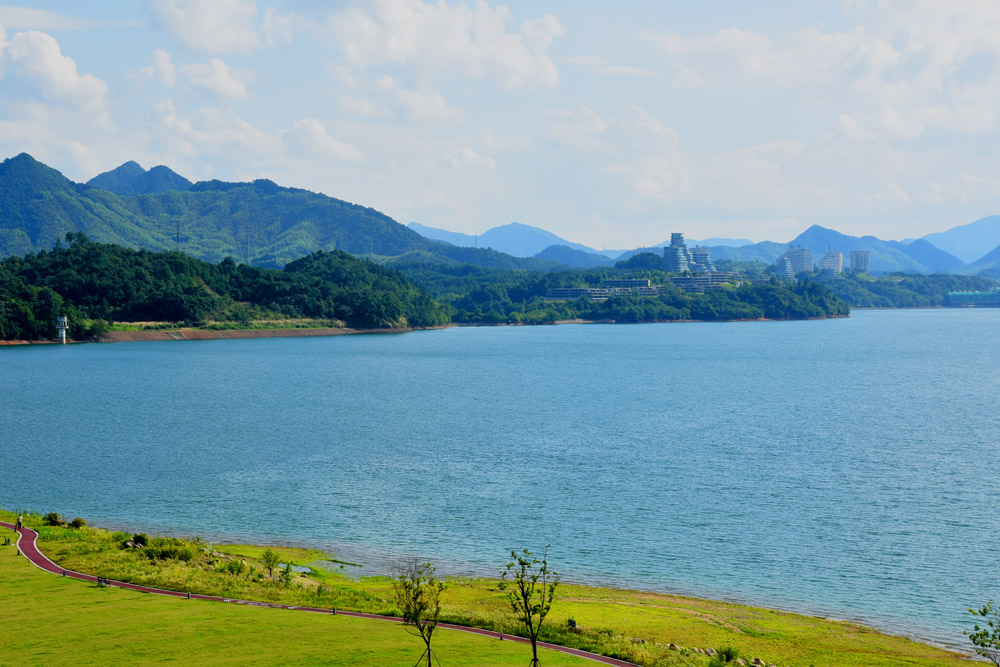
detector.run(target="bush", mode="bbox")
[709,646,741,666]
[218,559,246,576]
[43,512,65,526]
[69,517,87,529]
[132,532,148,547]
[143,537,195,561]
[144,544,195,561]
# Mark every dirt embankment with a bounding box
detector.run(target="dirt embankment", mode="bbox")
[98,327,417,343]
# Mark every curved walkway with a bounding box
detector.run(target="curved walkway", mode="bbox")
[4,522,638,667]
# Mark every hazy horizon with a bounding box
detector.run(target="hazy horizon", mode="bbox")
[2,1,1000,248]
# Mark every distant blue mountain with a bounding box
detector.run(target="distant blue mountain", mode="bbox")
[533,244,612,268]
[960,241,1000,275]
[408,221,621,258]
[922,215,1000,264]
[409,219,983,275]
[783,225,965,273]
[898,239,964,273]
[696,237,754,247]
[705,241,788,264]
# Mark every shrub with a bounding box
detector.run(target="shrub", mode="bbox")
[132,533,148,547]
[709,646,741,667]
[69,517,87,529]
[218,559,246,576]
[144,544,196,561]
[43,512,65,526]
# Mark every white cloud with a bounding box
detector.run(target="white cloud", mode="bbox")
[151,99,281,159]
[441,145,495,169]
[392,85,464,123]
[146,0,289,54]
[670,65,705,89]
[341,75,464,122]
[338,94,384,117]
[0,7,142,30]
[835,113,877,140]
[921,172,991,204]
[136,48,177,87]
[549,106,612,152]
[183,59,249,100]
[881,107,924,140]
[0,28,107,111]
[480,128,532,153]
[282,118,362,161]
[563,55,608,66]
[330,0,565,89]
[642,0,1000,141]
[595,66,658,77]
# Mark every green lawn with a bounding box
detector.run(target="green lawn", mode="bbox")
[0,510,976,667]
[0,540,589,666]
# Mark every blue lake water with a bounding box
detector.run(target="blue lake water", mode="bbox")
[2,309,999,650]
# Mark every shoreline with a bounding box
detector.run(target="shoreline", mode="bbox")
[0,314,852,345]
[74,515,966,656]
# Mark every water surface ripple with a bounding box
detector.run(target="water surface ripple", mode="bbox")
[2,309,999,650]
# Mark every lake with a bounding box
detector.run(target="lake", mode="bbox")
[2,308,999,650]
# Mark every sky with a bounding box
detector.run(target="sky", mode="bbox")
[1,1,999,249]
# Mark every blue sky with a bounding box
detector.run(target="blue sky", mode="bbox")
[1,1,998,249]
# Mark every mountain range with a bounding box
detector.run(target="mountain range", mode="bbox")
[410,217,1000,275]
[0,154,556,271]
[3,152,1000,276]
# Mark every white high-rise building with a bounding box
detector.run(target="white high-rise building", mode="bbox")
[786,246,814,274]
[819,250,843,274]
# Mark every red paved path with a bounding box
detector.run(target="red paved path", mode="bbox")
[3,522,638,666]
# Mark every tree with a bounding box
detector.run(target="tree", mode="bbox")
[499,547,560,667]
[966,601,1000,666]
[261,548,280,579]
[391,558,445,667]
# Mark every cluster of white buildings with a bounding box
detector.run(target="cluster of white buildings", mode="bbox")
[775,247,870,278]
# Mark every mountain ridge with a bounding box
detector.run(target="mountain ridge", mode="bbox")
[0,153,558,271]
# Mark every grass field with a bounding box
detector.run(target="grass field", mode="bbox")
[0,510,976,666]
[0,538,591,666]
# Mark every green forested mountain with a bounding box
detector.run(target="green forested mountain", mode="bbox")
[87,162,193,196]
[0,153,555,271]
[823,272,996,307]
[0,234,449,340]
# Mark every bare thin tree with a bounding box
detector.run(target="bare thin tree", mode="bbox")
[392,558,445,667]
[499,546,560,667]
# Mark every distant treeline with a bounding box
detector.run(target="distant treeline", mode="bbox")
[823,273,997,308]
[0,234,449,340]
[0,236,853,341]
[398,263,849,324]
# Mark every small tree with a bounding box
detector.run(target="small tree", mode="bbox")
[279,562,294,586]
[499,546,560,667]
[966,601,1000,666]
[391,558,445,667]
[261,548,280,579]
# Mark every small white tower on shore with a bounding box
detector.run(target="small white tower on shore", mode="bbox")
[56,315,68,344]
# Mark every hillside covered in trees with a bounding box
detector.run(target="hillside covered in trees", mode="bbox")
[0,153,556,271]
[822,272,997,308]
[1,237,852,341]
[0,235,449,340]
[399,263,849,325]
